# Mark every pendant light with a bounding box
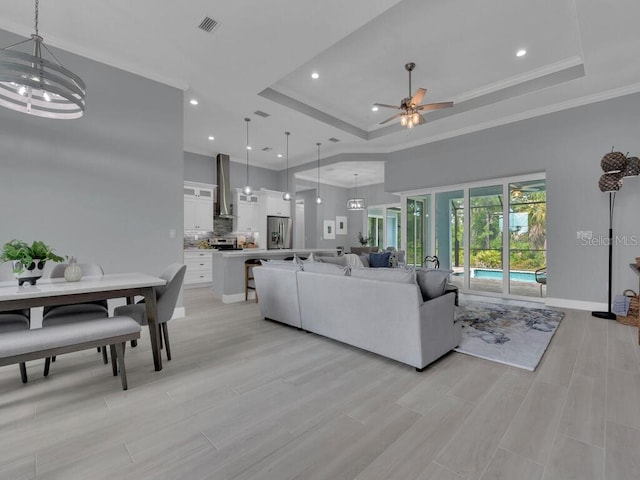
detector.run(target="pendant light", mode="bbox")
[347,173,366,210]
[315,143,323,205]
[0,0,86,119]
[242,117,252,195]
[282,131,292,201]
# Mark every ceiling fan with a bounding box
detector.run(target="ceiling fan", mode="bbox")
[375,62,453,128]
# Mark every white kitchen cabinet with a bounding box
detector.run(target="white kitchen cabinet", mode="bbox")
[184,182,215,231]
[264,190,291,217]
[184,250,213,285]
[234,190,260,232]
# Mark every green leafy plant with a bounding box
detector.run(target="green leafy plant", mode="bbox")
[357,232,370,246]
[0,239,65,273]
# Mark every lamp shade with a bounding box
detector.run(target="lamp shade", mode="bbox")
[624,156,640,177]
[601,151,628,173]
[598,172,623,192]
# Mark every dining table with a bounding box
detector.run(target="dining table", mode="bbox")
[0,272,167,371]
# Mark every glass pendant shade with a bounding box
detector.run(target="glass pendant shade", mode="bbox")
[347,173,366,211]
[315,142,322,206]
[400,114,407,126]
[283,131,292,201]
[243,117,252,196]
[0,0,86,119]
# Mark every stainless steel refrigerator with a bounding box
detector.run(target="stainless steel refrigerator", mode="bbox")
[267,216,292,249]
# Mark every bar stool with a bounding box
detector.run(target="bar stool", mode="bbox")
[245,258,263,302]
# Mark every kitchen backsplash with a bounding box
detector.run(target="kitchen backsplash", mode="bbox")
[183,217,234,249]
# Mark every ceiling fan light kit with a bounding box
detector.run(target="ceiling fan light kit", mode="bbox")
[375,62,453,129]
[0,0,86,119]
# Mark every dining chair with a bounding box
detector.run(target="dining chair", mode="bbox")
[113,263,186,361]
[42,263,110,375]
[0,263,30,383]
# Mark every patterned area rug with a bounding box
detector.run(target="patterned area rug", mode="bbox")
[454,301,565,371]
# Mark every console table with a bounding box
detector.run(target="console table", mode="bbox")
[631,264,640,344]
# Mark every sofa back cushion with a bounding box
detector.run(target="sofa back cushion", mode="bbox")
[415,268,452,300]
[350,267,416,284]
[369,251,391,268]
[318,255,348,267]
[259,260,301,271]
[302,261,349,276]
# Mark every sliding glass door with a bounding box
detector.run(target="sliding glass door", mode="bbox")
[406,195,431,266]
[435,190,464,290]
[367,204,401,251]
[402,174,546,299]
[469,185,503,293]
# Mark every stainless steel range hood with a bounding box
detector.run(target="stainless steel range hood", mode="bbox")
[216,153,233,218]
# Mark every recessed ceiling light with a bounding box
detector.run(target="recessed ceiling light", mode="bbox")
[208,135,215,141]
[277,154,283,158]
[246,146,252,150]
[516,49,527,57]
[189,98,198,105]
[371,106,379,112]
[311,72,319,79]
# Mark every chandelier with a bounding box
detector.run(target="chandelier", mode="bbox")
[347,173,366,210]
[0,0,86,119]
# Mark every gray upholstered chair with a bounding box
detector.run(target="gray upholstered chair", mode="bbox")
[0,263,30,383]
[42,263,110,374]
[114,263,186,361]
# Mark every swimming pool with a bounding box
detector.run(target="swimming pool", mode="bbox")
[454,269,537,283]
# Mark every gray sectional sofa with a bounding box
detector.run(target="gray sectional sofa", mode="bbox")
[253,262,461,371]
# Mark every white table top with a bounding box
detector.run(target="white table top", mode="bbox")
[0,273,165,302]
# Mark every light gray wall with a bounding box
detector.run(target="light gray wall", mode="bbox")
[295,189,317,249]
[386,92,640,305]
[345,183,401,248]
[183,151,280,191]
[0,29,184,284]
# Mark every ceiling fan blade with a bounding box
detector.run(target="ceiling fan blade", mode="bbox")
[379,113,401,125]
[410,88,427,106]
[373,103,401,110]
[417,101,454,112]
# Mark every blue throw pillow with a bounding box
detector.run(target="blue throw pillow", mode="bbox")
[369,251,391,268]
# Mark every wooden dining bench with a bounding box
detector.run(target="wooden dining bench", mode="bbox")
[0,316,141,390]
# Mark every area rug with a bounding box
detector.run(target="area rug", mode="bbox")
[454,301,564,371]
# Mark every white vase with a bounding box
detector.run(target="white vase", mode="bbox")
[13,259,45,286]
[64,258,83,282]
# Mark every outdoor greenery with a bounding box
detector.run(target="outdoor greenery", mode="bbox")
[0,239,65,273]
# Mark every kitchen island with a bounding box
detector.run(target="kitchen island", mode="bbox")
[212,249,338,303]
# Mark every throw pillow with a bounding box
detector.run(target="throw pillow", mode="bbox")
[369,251,391,268]
[350,268,416,284]
[415,268,453,301]
[359,254,370,268]
[344,253,364,269]
[306,252,316,262]
[302,261,348,276]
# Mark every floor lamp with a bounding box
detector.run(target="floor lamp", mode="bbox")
[592,150,638,319]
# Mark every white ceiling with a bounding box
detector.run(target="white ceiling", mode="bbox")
[295,161,385,189]
[2,0,640,181]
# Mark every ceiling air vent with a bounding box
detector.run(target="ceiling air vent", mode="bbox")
[198,16,219,33]
[328,137,340,143]
[254,110,270,118]
[261,147,272,152]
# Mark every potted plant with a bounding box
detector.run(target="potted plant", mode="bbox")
[357,232,370,246]
[0,239,65,285]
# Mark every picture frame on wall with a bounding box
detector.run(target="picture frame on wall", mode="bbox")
[323,220,336,240]
[336,216,347,235]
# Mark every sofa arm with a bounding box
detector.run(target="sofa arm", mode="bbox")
[416,292,460,368]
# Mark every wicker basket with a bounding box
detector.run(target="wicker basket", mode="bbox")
[616,289,639,327]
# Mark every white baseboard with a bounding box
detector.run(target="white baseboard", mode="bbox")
[222,292,255,304]
[545,297,608,312]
